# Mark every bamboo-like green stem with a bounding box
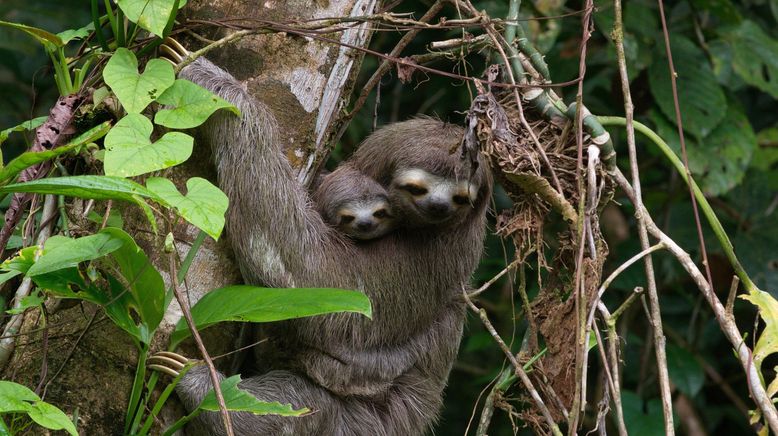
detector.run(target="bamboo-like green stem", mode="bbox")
[598,116,761,295]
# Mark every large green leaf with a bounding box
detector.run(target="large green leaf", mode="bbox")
[171,286,372,348]
[27,232,125,276]
[146,177,228,240]
[0,176,160,230]
[666,345,704,397]
[97,228,166,341]
[0,116,46,146]
[0,121,111,186]
[621,391,672,436]
[721,21,778,99]
[651,102,755,196]
[0,381,38,412]
[0,381,76,436]
[197,375,307,417]
[155,79,239,129]
[103,48,174,114]
[117,0,182,37]
[26,401,78,436]
[0,175,161,203]
[104,114,193,177]
[648,36,727,140]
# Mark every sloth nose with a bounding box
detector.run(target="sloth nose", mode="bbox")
[356,220,376,232]
[427,201,451,217]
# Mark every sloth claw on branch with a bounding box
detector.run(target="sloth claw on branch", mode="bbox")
[148,351,193,378]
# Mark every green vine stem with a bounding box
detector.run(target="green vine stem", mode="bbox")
[598,116,762,295]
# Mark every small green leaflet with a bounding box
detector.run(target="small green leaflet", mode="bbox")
[0,121,111,186]
[155,79,240,129]
[171,286,372,348]
[0,381,77,436]
[0,116,47,146]
[198,375,308,417]
[146,177,228,240]
[104,114,193,177]
[103,48,174,114]
[740,290,778,374]
[56,23,93,44]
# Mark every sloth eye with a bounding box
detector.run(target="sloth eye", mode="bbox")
[401,184,428,196]
[452,195,470,206]
[340,215,355,224]
[373,209,389,219]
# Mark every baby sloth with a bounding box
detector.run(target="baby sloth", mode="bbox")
[312,164,395,241]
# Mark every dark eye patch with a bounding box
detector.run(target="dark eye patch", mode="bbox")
[340,215,355,224]
[373,209,390,219]
[401,184,428,196]
[452,195,470,205]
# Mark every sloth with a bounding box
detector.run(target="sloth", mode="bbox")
[152,41,492,435]
[312,164,396,241]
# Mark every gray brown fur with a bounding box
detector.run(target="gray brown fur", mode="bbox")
[312,164,395,240]
[175,57,492,435]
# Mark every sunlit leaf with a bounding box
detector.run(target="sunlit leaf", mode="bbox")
[146,177,227,240]
[27,232,125,276]
[155,79,239,129]
[117,0,180,37]
[56,23,93,44]
[740,290,778,372]
[27,401,77,436]
[103,48,174,113]
[104,114,192,177]
[171,286,372,348]
[0,381,76,436]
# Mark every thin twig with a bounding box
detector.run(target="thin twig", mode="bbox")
[0,195,59,370]
[41,311,99,399]
[167,249,234,436]
[463,289,563,436]
[612,0,675,429]
[468,257,522,298]
[614,169,778,433]
[597,303,628,436]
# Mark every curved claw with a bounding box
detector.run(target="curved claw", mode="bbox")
[160,37,191,67]
[155,351,190,365]
[148,363,181,378]
[147,351,193,378]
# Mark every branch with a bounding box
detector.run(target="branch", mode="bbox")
[611,0,674,429]
[614,169,778,433]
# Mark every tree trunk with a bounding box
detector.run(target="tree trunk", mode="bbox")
[1,1,376,433]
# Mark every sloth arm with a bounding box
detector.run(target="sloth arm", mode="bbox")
[178,58,334,284]
[305,300,465,396]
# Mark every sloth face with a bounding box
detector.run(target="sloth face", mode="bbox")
[335,198,395,240]
[390,168,479,227]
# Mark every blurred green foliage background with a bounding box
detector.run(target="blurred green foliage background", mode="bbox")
[2,0,777,434]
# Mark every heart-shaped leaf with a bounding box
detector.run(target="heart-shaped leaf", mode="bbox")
[103,48,174,114]
[146,177,228,240]
[155,79,239,129]
[104,114,193,177]
[117,0,185,38]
